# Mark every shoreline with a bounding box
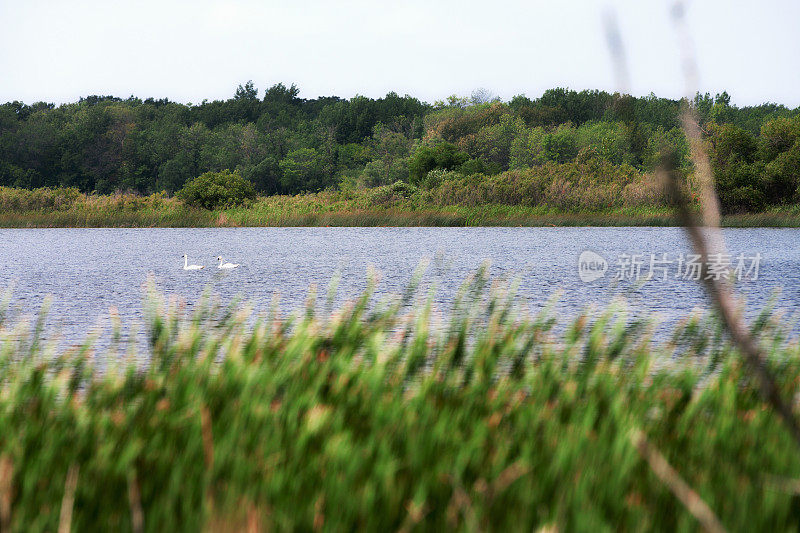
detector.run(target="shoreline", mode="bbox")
[1,209,800,228]
[4,186,800,228]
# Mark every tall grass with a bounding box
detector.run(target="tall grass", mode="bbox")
[0,187,213,228]
[1,270,800,531]
[2,183,800,228]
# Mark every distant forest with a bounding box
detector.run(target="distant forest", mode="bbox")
[1,83,799,212]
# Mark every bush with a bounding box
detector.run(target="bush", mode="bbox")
[425,159,647,210]
[0,186,82,211]
[367,180,419,205]
[388,180,417,197]
[421,168,463,190]
[177,170,256,210]
[719,185,767,213]
[408,142,469,185]
[458,158,501,176]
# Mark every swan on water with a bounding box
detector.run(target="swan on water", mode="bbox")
[183,254,205,270]
[216,256,240,269]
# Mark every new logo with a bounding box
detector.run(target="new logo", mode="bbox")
[578,250,608,282]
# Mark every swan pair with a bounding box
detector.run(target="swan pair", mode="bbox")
[183,255,240,270]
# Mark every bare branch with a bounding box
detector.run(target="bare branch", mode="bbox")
[128,471,144,533]
[666,0,800,449]
[661,107,800,448]
[0,455,12,533]
[630,429,726,533]
[58,464,79,533]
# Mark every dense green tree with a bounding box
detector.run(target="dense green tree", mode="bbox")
[243,156,281,194]
[763,143,800,202]
[408,142,469,185]
[427,104,504,143]
[758,117,800,202]
[177,169,256,209]
[543,124,579,164]
[259,83,303,131]
[641,127,690,173]
[758,117,800,161]
[279,148,331,192]
[0,84,798,212]
[359,124,411,186]
[456,114,522,170]
[538,88,612,125]
[575,121,633,165]
[319,93,427,144]
[708,123,764,211]
[509,126,547,169]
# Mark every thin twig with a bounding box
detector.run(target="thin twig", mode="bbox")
[201,406,214,471]
[630,429,726,533]
[201,406,216,516]
[246,502,260,533]
[58,464,79,533]
[661,107,800,448]
[679,111,723,234]
[128,471,144,533]
[0,455,12,533]
[764,475,800,495]
[491,461,530,496]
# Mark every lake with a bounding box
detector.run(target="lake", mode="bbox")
[1,227,799,350]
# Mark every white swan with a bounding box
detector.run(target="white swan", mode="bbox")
[183,254,204,270]
[216,256,240,269]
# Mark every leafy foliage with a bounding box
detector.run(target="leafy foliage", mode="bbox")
[278,148,332,192]
[0,85,798,211]
[176,169,255,210]
[408,142,469,185]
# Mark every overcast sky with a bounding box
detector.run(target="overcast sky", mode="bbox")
[1,0,798,107]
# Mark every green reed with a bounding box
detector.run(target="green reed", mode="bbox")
[1,269,800,531]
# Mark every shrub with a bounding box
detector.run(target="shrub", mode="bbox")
[422,168,463,190]
[719,185,767,213]
[368,180,419,205]
[543,124,579,163]
[458,158,501,176]
[388,180,417,197]
[0,186,82,211]
[575,120,634,165]
[425,159,648,210]
[408,142,469,185]
[177,170,256,210]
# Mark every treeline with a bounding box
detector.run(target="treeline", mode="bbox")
[0,83,798,212]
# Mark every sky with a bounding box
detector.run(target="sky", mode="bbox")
[1,0,798,107]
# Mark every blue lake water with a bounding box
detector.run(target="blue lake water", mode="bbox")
[1,227,799,350]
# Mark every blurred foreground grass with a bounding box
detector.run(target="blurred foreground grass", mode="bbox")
[1,269,800,531]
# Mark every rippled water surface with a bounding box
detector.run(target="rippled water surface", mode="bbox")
[1,227,799,348]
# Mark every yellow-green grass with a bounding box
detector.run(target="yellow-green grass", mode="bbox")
[2,186,800,228]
